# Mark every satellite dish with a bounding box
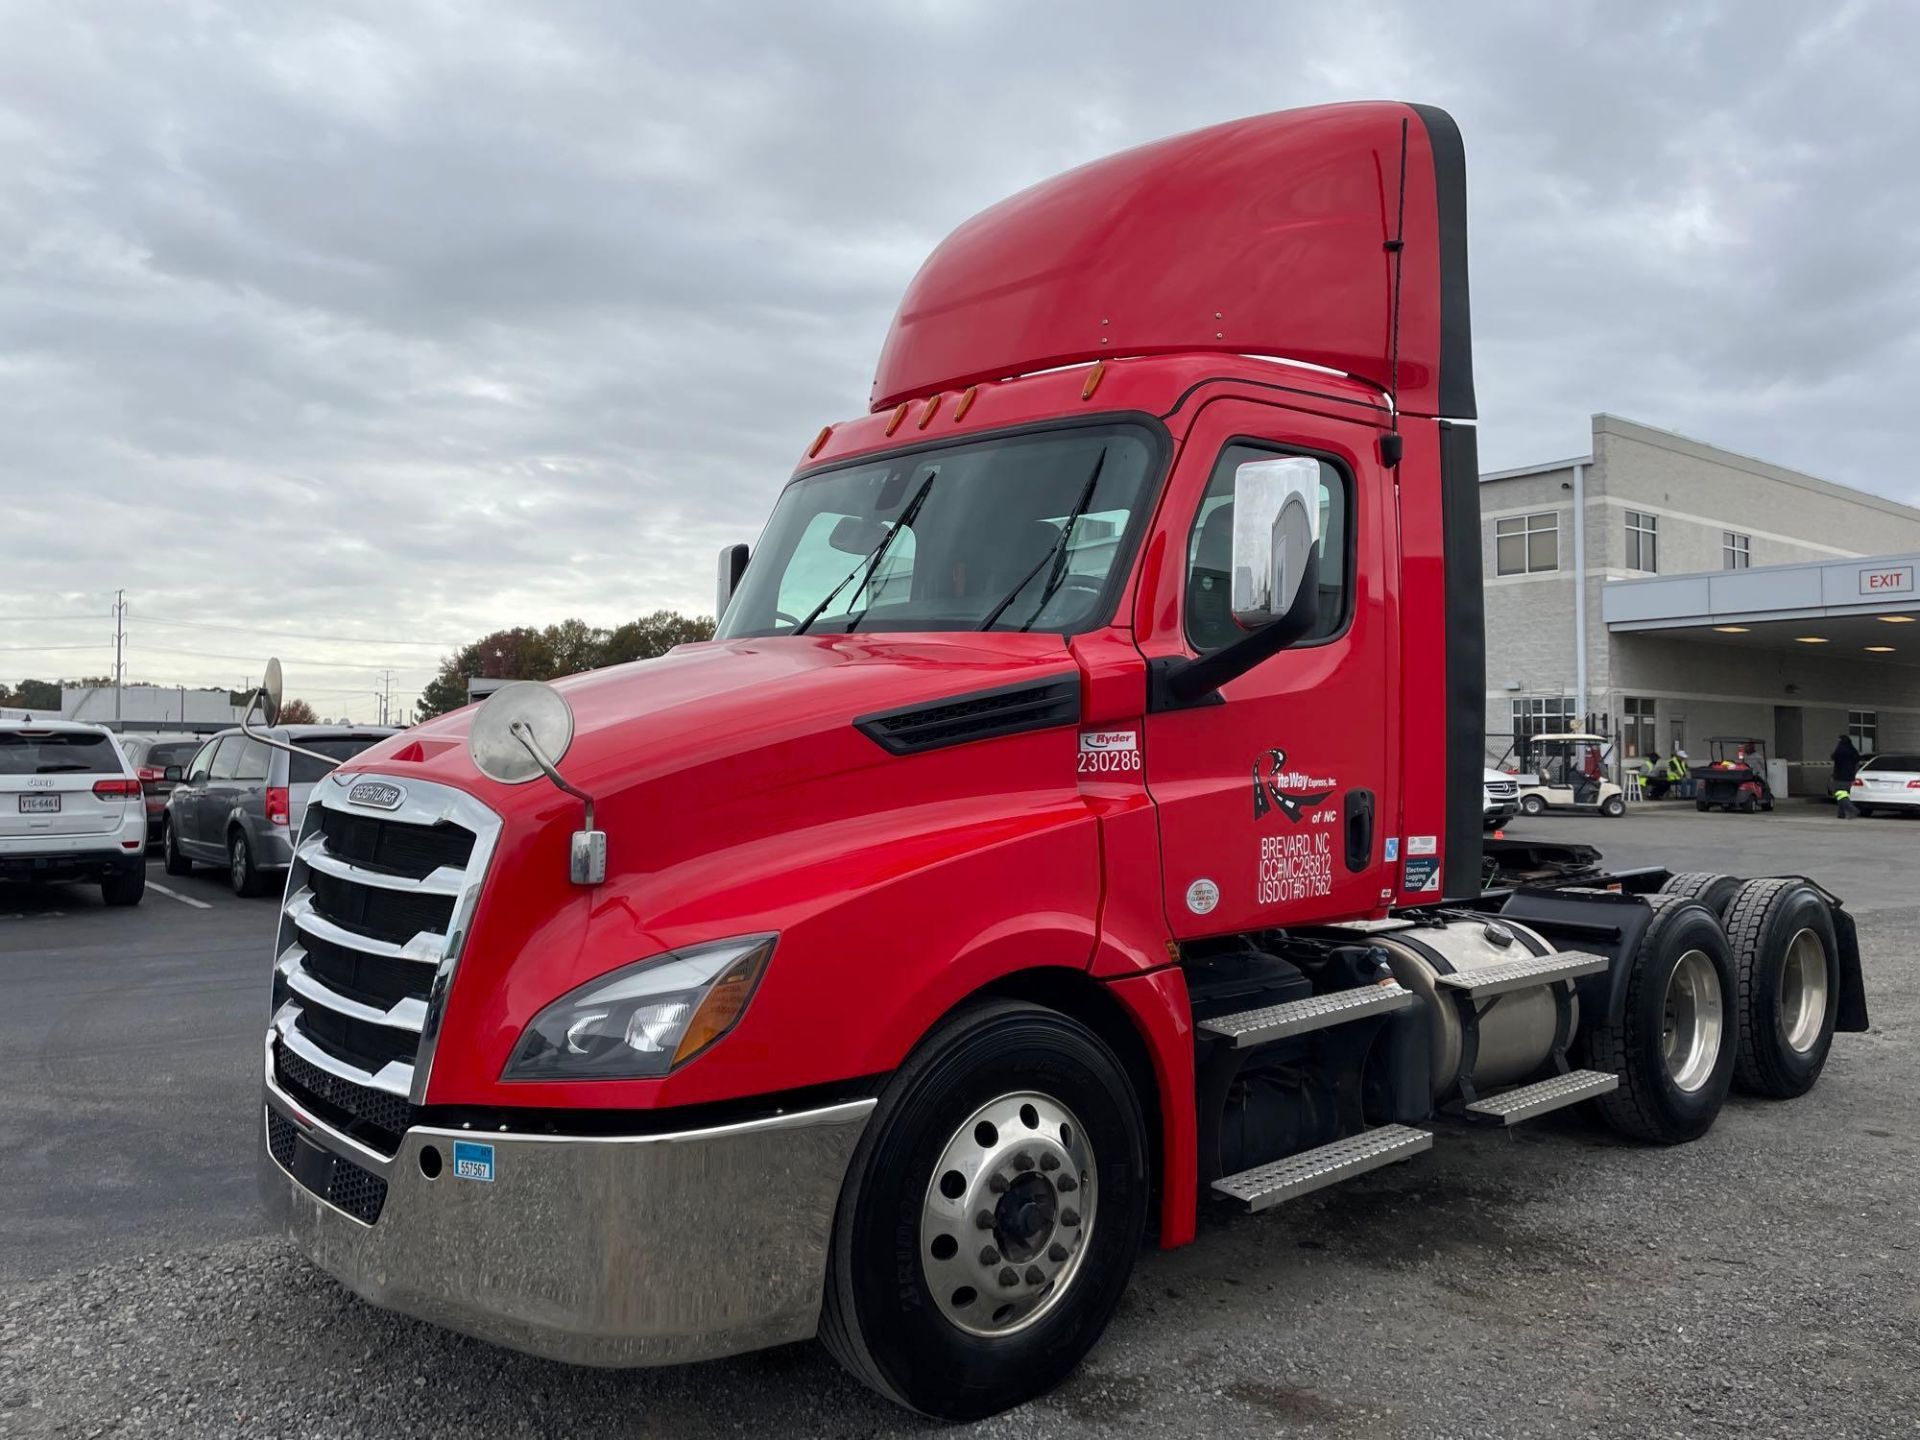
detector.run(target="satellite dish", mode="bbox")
[260,657,284,727]
[468,681,575,784]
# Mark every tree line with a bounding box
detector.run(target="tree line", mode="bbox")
[414,611,715,719]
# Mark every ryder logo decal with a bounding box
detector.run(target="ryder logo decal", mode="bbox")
[1251,747,1336,824]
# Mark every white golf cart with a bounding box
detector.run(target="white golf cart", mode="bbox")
[1514,732,1627,818]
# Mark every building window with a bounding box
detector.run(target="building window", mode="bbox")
[1626,510,1658,571]
[1622,696,1657,759]
[1494,513,1559,576]
[1511,696,1577,737]
[1723,531,1750,569]
[1850,710,1878,756]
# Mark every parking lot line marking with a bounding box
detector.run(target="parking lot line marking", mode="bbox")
[148,882,212,910]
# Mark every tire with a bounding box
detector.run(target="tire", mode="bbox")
[1588,895,1737,1144]
[162,819,192,876]
[820,1000,1148,1420]
[1855,804,1874,817]
[1602,795,1626,817]
[229,831,269,898]
[1739,795,1757,814]
[1723,880,1840,1099]
[1520,793,1546,816]
[1695,799,1709,812]
[101,866,145,907]
[1659,872,1742,920]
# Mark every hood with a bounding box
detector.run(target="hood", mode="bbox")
[337,633,1078,814]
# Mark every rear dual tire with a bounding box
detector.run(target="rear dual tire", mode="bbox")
[1724,880,1839,1099]
[821,1001,1148,1421]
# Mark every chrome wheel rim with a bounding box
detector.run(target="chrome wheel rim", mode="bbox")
[1662,948,1723,1092]
[919,1092,1095,1338]
[1779,928,1829,1053]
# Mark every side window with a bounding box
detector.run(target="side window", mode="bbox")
[209,738,244,781]
[1184,443,1351,653]
[186,740,217,782]
[234,738,272,781]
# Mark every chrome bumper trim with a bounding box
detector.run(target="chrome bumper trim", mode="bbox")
[261,1075,876,1366]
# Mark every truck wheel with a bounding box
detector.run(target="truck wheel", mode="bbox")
[820,1000,1148,1420]
[1602,795,1626,817]
[1588,897,1736,1144]
[229,832,268,898]
[101,866,145,907]
[1723,880,1840,1099]
[1520,793,1546,816]
[1659,872,1741,920]
[162,819,192,876]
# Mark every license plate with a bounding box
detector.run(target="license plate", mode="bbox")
[18,795,60,813]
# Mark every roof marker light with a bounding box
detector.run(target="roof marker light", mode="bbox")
[807,425,832,458]
[917,393,943,429]
[1713,625,1750,633]
[954,385,978,422]
[885,402,910,436]
[1866,645,1895,653]
[1081,360,1106,401]
[1794,636,1829,644]
[1878,615,1917,623]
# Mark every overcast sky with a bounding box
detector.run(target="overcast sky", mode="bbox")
[4,1,1917,716]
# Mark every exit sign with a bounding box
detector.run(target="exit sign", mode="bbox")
[1859,566,1915,596]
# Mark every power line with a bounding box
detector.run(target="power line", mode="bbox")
[0,613,109,623]
[0,643,112,652]
[137,614,464,647]
[127,643,434,673]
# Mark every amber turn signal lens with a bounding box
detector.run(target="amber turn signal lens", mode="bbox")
[885,402,910,436]
[672,941,775,1066]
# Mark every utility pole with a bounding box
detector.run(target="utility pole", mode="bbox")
[378,670,393,726]
[112,589,127,725]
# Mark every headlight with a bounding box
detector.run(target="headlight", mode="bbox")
[502,934,775,1081]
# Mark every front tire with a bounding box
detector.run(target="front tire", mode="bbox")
[1589,896,1737,1144]
[162,819,192,876]
[820,1000,1148,1420]
[1724,880,1840,1099]
[1602,795,1626,817]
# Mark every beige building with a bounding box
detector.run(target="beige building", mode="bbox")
[1481,414,1920,791]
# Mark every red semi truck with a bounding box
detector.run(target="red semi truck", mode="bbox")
[257,101,1868,1418]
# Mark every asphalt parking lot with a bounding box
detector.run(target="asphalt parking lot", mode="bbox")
[4,803,1917,1437]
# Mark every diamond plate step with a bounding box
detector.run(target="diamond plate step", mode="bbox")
[1212,1125,1433,1212]
[1433,950,1608,998]
[1463,1069,1618,1125]
[1199,984,1413,1048]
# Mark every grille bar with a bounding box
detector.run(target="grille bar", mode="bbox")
[279,945,428,1032]
[299,832,466,895]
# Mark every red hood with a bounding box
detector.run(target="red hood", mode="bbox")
[338,633,1077,814]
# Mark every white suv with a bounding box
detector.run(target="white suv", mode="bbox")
[0,720,148,905]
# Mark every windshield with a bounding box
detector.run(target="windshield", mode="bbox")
[717,423,1160,638]
[289,736,386,784]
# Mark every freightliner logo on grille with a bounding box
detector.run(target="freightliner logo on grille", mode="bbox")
[348,780,407,810]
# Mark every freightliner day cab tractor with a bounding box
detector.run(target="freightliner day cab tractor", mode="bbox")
[255,102,1869,1419]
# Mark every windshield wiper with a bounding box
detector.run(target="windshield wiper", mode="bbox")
[791,469,939,636]
[977,448,1107,632]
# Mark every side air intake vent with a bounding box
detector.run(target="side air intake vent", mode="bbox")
[856,676,1081,756]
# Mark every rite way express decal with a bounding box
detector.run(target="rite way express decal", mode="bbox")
[1252,747,1338,905]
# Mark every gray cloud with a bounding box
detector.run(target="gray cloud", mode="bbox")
[3,0,1917,712]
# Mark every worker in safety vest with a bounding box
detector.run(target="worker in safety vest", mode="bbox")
[1665,752,1689,783]
[1639,752,1669,800]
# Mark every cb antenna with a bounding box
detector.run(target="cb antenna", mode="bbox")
[1380,115,1409,470]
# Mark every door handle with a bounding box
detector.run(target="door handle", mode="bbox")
[1343,788,1375,873]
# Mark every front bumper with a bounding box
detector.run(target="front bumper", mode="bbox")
[260,1044,875,1366]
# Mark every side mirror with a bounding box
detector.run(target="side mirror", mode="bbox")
[716,543,750,619]
[164,765,184,783]
[1230,456,1322,629]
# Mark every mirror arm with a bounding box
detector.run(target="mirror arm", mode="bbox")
[1150,549,1322,712]
[238,691,341,767]
[509,719,597,832]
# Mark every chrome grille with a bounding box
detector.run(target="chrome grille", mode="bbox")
[1484,779,1519,801]
[268,772,501,1157]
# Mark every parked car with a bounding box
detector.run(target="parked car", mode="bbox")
[1483,769,1519,829]
[161,725,399,896]
[0,719,147,905]
[1850,753,1920,816]
[120,733,207,845]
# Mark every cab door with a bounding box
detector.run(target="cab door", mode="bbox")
[1137,396,1397,937]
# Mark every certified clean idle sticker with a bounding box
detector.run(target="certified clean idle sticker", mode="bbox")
[1407,835,1438,856]
[1185,878,1220,915]
[1078,730,1140,774]
[452,1140,496,1182]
